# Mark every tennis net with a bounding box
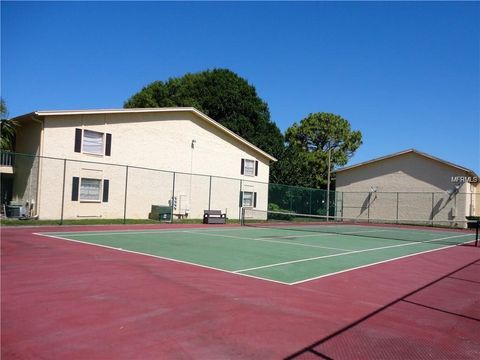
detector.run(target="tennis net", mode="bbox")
[241,208,479,246]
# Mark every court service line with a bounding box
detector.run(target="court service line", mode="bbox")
[35,226,255,236]
[289,242,478,285]
[38,227,262,237]
[256,228,391,240]
[233,233,474,273]
[33,233,291,286]
[183,230,351,252]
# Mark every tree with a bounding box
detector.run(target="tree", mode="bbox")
[276,112,362,188]
[0,99,17,151]
[124,69,284,159]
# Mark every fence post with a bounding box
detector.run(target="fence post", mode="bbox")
[367,193,371,223]
[470,192,473,217]
[123,166,129,224]
[309,189,312,215]
[431,192,435,225]
[333,191,337,218]
[60,159,67,225]
[238,179,243,220]
[396,192,399,224]
[208,176,212,211]
[475,220,479,248]
[170,172,176,224]
[341,192,344,218]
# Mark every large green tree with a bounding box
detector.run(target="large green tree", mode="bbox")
[124,69,284,159]
[0,99,17,151]
[275,112,362,188]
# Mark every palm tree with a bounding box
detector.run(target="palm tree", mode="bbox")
[0,98,17,151]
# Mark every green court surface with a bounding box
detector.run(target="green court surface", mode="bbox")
[38,225,477,285]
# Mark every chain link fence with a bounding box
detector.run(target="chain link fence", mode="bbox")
[338,190,478,226]
[1,151,478,226]
[268,183,336,216]
[1,151,270,222]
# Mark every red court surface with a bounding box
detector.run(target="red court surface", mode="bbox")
[2,224,480,359]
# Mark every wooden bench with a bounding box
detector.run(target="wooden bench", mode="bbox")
[203,210,226,224]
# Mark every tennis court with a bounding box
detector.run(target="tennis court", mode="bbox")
[3,219,480,360]
[37,215,478,285]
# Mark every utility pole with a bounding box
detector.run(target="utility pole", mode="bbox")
[326,148,331,221]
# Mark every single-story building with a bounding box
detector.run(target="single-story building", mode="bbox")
[5,107,276,220]
[334,149,478,226]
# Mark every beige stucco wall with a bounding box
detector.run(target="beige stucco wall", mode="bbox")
[335,153,475,225]
[30,110,270,220]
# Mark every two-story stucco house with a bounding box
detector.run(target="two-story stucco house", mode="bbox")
[334,149,478,225]
[9,108,276,220]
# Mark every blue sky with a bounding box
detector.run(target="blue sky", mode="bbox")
[2,1,479,172]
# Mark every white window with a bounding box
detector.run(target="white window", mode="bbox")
[242,192,253,207]
[80,178,102,201]
[244,159,255,176]
[83,130,104,155]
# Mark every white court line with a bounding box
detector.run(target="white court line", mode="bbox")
[37,227,327,237]
[183,230,351,252]
[48,227,392,253]
[38,226,464,257]
[33,233,290,286]
[39,225,389,239]
[32,231,477,287]
[290,240,478,285]
[38,227,392,253]
[38,227,259,237]
[256,228,391,239]
[233,233,474,273]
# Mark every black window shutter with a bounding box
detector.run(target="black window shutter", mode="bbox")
[241,159,245,175]
[105,134,112,156]
[74,129,82,153]
[71,177,79,201]
[239,191,244,207]
[253,192,257,208]
[255,161,259,176]
[102,179,109,202]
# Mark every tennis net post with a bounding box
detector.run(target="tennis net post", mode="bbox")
[476,220,479,247]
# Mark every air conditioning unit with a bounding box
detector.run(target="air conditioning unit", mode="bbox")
[6,205,25,218]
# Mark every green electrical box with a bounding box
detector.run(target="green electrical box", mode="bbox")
[149,205,172,222]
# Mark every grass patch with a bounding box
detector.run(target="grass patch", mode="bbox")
[1,218,240,226]
[1,218,162,226]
